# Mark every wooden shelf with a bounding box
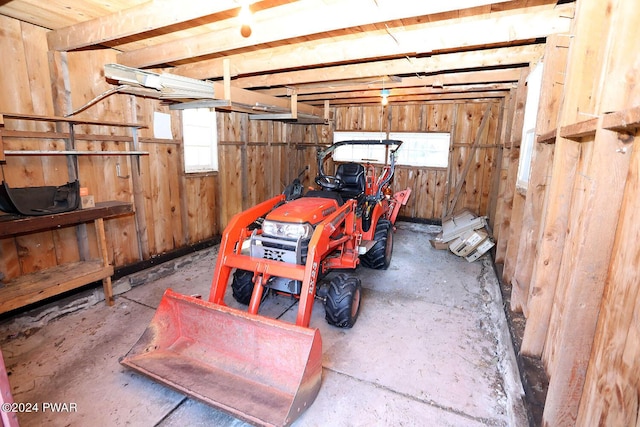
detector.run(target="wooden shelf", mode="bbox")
[534,106,640,146]
[4,150,148,156]
[537,129,557,144]
[0,260,113,315]
[0,201,133,238]
[0,201,133,313]
[0,112,146,128]
[602,106,640,132]
[559,117,599,141]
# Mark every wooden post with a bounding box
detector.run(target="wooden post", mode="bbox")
[291,92,298,119]
[510,35,570,315]
[0,114,5,163]
[94,218,114,306]
[576,133,640,426]
[442,105,459,219]
[223,58,231,101]
[129,125,150,260]
[486,98,506,231]
[494,68,529,264]
[48,50,91,261]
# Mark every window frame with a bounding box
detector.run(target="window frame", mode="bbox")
[332,131,450,168]
[388,131,451,168]
[516,61,544,191]
[182,108,218,173]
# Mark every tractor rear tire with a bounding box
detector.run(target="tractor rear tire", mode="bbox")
[360,219,393,270]
[324,273,362,328]
[232,269,254,305]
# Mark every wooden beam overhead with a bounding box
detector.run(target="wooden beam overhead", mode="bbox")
[116,0,513,68]
[172,3,574,80]
[232,44,545,89]
[314,91,508,105]
[295,83,514,102]
[259,69,522,97]
[47,0,262,52]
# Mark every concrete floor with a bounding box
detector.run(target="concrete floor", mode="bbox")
[0,222,527,427]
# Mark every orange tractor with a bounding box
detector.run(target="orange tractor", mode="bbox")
[121,140,411,426]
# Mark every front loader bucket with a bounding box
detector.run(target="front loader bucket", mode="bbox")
[121,289,322,427]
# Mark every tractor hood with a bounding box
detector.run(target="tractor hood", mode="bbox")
[266,197,339,225]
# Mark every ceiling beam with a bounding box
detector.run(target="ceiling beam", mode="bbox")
[232,44,545,89]
[116,0,512,68]
[318,91,508,105]
[296,83,515,102]
[173,2,573,81]
[259,68,522,97]
[47,0,262,51]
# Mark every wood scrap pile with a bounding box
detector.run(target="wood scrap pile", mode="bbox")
[430,209,495,262]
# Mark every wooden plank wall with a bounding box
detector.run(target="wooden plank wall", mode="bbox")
[217,113,332,228]
[333,102,502,220]
[492,0,640,424]
[0,16,218,285]
[215,101,503,228]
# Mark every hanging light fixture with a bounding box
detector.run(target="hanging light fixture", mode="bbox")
[239,2,253,37]
[380,89,390,106]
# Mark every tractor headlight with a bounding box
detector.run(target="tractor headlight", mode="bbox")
[262,220,314,240]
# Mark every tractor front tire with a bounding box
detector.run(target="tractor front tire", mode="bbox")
[324,274,362,328]
[232,269,254,305]
[360,219,393,270]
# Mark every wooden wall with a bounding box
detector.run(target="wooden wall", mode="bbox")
[217,113,332,228]
[0,14,505,291]
[216,101,503,232]
[492,0,640,425]
[7,2,640,424]
[333,102,502,221]
[0,16,218,285]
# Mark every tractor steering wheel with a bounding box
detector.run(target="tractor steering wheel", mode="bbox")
[315,175,344,191]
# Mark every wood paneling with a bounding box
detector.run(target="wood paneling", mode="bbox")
[0,19,219,287]
[334,102,501,221]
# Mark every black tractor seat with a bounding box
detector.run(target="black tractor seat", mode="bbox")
[335,162,365,199]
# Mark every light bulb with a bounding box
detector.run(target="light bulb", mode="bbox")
[239,4,252,38]
[380,89,390,106]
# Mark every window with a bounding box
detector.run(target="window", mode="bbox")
[182,108,218,173]
[516,61,544,191]
[332,131,450,168]
[332,131,387,163]
[389,132,450,168]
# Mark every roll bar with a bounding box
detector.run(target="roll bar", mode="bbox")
[316,139,404,187]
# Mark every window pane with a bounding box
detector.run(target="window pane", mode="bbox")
[182,108,217,173]
[333,132,386,163]
[389,132,450,168]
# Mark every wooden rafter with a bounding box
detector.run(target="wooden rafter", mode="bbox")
[172,3,574,80]
[116,0,513,68]
[231,44,545,89]
[317,91,508,106]
[295,84,515,102]
[47,0,262,51]
[259,69,522,97]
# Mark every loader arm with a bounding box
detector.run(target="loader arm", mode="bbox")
[209,194,286,305]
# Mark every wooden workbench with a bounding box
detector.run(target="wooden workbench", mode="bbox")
[0,201,133,315]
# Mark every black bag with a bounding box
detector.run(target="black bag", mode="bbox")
[0,180,80,216]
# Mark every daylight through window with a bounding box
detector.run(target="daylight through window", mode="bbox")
[333,131,450,168]
[182,108,218,173]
